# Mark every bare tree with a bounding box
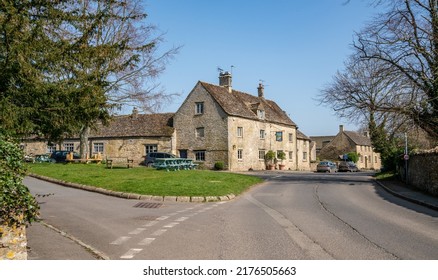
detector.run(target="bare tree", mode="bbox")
[319,55,414,129]
[354,0,438,139]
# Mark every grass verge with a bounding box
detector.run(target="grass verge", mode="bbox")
[374,170,396,181]
[27,163,263,197]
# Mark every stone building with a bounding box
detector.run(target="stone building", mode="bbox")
[311,125,382,170]
[173,72,313,171]
[22,112,175,165]
[21,72,313,171]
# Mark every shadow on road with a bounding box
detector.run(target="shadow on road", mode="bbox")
[372,184,438,218]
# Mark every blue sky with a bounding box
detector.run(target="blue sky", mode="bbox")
[142,0,377,136]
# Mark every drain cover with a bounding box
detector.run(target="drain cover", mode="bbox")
[133,202,163,209]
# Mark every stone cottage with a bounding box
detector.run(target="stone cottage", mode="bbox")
[21,72,314,171]
[173,72,313,171]
[22,112,175,165]
[311,125,382,170]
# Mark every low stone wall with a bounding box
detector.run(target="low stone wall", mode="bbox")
[0,224,27,260]
[407,147,438,196]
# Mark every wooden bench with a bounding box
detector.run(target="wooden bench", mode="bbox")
[66,158,102,164]
[65,152,102,164]
[106,158,134,169]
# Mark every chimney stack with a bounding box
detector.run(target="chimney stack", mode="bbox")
[132,107,139,118]
[339,125,344,133]
[219,71,232,93]
[257,83,264,98]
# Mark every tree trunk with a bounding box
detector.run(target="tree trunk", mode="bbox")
[79,125,90,159]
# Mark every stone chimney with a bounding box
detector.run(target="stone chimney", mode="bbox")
[364,131,370,138]
[339,125,344,133]
[257,83,264,98]
[132,107,139,118]
[219,71,232,93]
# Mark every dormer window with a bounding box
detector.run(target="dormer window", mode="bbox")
[257,109,265,119]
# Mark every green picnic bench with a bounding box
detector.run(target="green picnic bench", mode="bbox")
[152,158,198,171]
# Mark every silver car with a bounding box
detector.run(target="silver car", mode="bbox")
[316,161,337,173]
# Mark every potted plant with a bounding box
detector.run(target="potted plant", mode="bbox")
[277,151,286,170]
[265,150,276,170]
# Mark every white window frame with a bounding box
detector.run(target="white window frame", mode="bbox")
[237,127,243,137]
[259,150,266,160]
[195,102,204,115]
[93,143,104,154]
[145,144,158,154]
[257,109,265,119]
[260,130,265,139]
[47,144,56,154]
[64,143,74,152]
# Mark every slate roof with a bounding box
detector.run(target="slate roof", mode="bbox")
[310,136,335,149]
[199,81,296,127]
[297,130,311,140]
[91,113,174,138]
[344,131,372,146]
[311,131,372,148]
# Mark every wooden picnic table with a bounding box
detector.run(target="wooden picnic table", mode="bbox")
[152,158,198,171]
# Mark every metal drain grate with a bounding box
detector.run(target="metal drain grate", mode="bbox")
[133,202,163,209]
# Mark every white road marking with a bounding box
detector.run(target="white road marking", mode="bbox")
[138,237,155,246]
[144,221,159,227]
[129,228,146,235]
[120,248,142,259]
[175,217,188,222]
[110,236,131,245]
[163,222,179,228]
[152,229,167,236]
[156,216,170,221]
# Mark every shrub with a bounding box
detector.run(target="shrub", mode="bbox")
[277,151,286,162]
[0,135,39,227]
[347,152,359,163]
[214,161,225,170]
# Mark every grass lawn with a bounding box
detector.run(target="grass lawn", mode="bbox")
[27,163,263,197]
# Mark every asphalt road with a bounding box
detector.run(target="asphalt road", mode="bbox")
[25,171,438,260]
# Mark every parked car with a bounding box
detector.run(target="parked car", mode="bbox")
[316,161,337,173]
[144,152,176,167]
[338,161,359,172]
[35,154,52,163]
[50,150,80,163]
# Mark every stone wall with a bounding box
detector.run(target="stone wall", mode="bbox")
[406,147,438,196]
[173,83,229,169]
[0,224,27,260]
